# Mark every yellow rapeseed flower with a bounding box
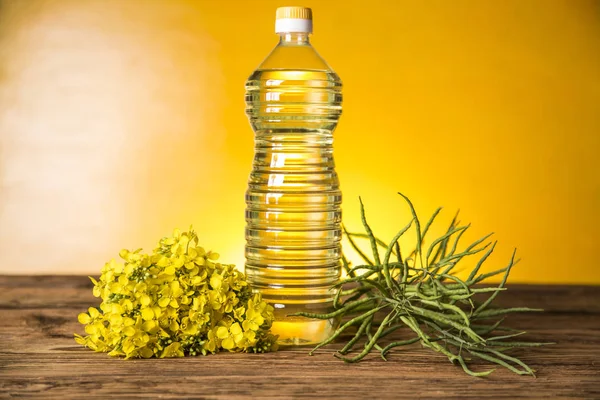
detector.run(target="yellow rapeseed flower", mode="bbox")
[74,227,278,358]
[216,322,244,350]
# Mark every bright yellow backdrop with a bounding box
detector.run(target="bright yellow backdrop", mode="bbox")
[0,0,598,284]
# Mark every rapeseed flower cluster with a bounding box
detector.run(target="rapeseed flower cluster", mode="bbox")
[75,228,278,358]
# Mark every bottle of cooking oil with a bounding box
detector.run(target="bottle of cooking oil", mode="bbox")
[245,6,342,345]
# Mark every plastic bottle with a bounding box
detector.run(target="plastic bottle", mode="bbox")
[244,6,343,345]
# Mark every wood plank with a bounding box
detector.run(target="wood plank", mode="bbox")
[1,276,599,399]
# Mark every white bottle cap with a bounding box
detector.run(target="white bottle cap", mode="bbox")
[275,6,313,34]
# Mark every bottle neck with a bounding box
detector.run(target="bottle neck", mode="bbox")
[279,32,310,45]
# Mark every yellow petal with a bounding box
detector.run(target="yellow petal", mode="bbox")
[118,275,129,286]
[111,303,124,315]
[122,299,134,311]
[109,348,125,357]
[141,307,155,321]
[140,295,151,307]
[183,324,198,335]
[172,256,185,268]
[158,297,170,308]
[234,332,244,344]
[255,314,265,326]
[74,335,87,345]
[123,326,136,337]
[84,324,97,335]
[112,261,124,274]
[230,323,242,335]
[216,326,229,340]
[164,266,175,275]
[210,274,222,290]
[142,320,157,333]
[124,263,134,275]
[100,302,111,313]
[245,330,256,342]
[161,342,183,358]
[110,314,123,326]
[140,346,154,358]
[191,276,203,285]
[184,262,195,270]
[109,282,123,293]
[178,236,189,248]
[222,337,234,350]
[157,257,171,267]
[88,307,100,319]
[242,320,251,331]
[122,339,135,354]
[119,249,130,260]
[78,313,91,324]
[169,320,179,332]
[159,328,170,338]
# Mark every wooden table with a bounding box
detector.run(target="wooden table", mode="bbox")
[1,276,598,399]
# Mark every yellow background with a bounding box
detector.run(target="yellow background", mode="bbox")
[0,0,598,284]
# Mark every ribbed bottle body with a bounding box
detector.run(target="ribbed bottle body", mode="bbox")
[245,68,342,344]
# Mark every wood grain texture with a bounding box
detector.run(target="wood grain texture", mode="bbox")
[0,276,599,399]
